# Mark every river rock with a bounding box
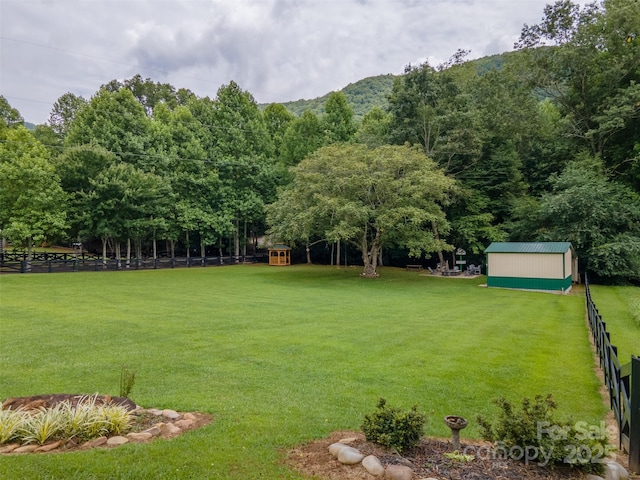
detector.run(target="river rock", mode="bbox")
[159,422,181,435]
[143,426,162,437]
[175,419,194,429]
[13,445,39,453]
[0,444,20,453]
[126,432,153,442]
[337,446,364,464]
[385,464,414,480]
[605,461,629,480]
[81,436,107,449]
[162,409,181,420]
[362,455,385,476]
[35,440,62,452]
[107,436,129,446]
[328,442,347,457]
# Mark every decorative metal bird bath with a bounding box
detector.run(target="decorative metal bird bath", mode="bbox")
[444,415,468,450]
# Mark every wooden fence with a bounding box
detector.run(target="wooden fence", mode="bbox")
[585,274,639,472]
[0,254,267,274]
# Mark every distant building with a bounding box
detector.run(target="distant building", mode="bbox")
[484,242,576,293]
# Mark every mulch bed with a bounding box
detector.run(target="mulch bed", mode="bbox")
[286,431,598,480]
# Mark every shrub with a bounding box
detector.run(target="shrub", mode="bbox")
[477,394,608,475]
[120,365,136,399]
[361,398,425,452]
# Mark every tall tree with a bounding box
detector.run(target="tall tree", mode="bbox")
[66,88,152,170]
[0,127,67,266]
[267,144,455,277]
[280,110,325,166]
[209,81,278,256]
[355,106,392,148]
[0,96,24,129]
[48,92,88,138]
[263,103,295,159]
[103,74,195,116]
[322,91,356,143]
[516,0,640,183]
[536,156,640,281]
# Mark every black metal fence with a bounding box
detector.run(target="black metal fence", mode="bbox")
[1,254,268,274]
[585,274,639,472]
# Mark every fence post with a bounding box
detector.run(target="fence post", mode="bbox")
[630,356,640,473]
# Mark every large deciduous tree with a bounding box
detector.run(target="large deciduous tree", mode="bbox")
[49,92,88,138]
[0,126,67,267]
[535,156,640,281]
[516,0,640,185]
[267,144,455,277]
[66,88,152,169]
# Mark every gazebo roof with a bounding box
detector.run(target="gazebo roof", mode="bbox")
[269,244,291,250]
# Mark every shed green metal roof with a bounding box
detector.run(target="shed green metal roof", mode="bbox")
[484,242,572,254]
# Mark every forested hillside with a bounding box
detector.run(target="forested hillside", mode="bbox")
[1,0,638,282]
[274,74,396,119]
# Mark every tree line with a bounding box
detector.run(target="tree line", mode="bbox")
[1,0,638,281]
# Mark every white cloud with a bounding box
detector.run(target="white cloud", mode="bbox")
[0,0,592,124]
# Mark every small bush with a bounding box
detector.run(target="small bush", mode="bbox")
[477,394,608,475]
[361,398,425,452]
[120,365,136,399]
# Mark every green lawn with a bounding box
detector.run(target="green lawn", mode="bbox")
[0,265,606,479]
[589,284,640,361]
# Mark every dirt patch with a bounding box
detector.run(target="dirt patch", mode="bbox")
[1,394,212,454]
[285,431,604,480]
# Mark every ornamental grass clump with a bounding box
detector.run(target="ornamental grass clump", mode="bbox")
[0,407,26,444]
[361,398,426,452]
[1,396,133,445]
[19,404,66,445]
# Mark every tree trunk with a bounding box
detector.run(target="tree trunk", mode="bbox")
[185,231,190,259]
[169,239,175,259]
[234,220,240,257]
[242,220,247,258]
[336,239,341,267]
[102,237,108,268]
[306,241,312,264]
[25,237,33,272]
[432,221,445,270]
[126,238,131,269]
[361,226,380,278]
[115,242,122,270]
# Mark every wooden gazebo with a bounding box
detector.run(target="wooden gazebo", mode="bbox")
[268,244,291,266]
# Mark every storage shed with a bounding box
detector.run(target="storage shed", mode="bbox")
[484,242,575,293]
[268,244,291,266]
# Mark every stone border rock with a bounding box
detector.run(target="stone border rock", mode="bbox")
[0,407,212,455]
[328,437,437,480]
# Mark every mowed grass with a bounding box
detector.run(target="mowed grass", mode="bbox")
[0,265,606,479]
[589,284,640,360]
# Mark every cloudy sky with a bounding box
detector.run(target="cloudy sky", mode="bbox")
[1,0,586,124]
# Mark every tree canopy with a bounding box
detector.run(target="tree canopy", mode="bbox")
[267,144,455,277]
